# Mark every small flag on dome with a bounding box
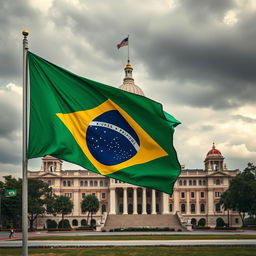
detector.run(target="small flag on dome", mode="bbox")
[117,37,128,49]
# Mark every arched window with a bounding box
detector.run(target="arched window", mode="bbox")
[90,180,93,186]
[80,181,84,187]
[100,180,103,187]
[81,219,87,226]
[183,180,187,186]
[84,181,88,186]
[200,204,205,212]
[63,181,66,187]
[191,218,197,226]
[191,204,195,213]
[216,218,225,227]
[72,219,78,226]
[94,180,98,186]
[67,180,71,187]
[181,204,186,213]
[169,204,173,212]
[179,180,182,186]
[137,204,142,214]
[198,218,206,227]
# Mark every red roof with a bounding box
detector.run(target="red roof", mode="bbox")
[207,143,222,155]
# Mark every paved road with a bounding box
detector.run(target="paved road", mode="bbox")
[1,230,256,239]
[1,239,256,247]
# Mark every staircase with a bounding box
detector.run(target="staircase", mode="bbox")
[103,214,184,231]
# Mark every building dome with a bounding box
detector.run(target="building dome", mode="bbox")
[207,143,222,156]
[118,59,145,96]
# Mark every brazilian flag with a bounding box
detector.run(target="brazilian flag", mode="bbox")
[28,52,181,194]
[4,189,17,197]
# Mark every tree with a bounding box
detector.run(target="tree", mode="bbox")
[81,194,99,226]
[50,195,73,228]
[27,179,53,230]
[220,163,256,226]
[1,176,22,228]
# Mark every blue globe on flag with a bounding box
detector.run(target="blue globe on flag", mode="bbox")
[86,110,140,166]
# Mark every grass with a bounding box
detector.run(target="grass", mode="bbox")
[28,234,256,240]
[1,247,256,256]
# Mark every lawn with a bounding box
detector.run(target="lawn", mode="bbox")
[1,247,256,256]
[29,234,256,240]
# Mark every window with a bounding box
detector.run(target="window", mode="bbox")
[189,180,192,186]
[102,192,106,199]
[67,180,71,187]
[94,180,98,187]
[169,204,173,212]
[84,181,88,187]
[181,204,186,213]
[82,193,86,199]
[90,181,93,186]
[215,179,221,185]
[128,192,132,198]
[193,180,196,186]
[100,180,103,187]
[200,203,205,212]
[183,180,187,186]
[203,180,206,186]
[201,192,205,198]
[191,192,195,198]
[104,181,108,186]
[215,192,222,198]
[65,193,72,198]
[181,192,185,198]
[199,180,202,186]
[72,219,78,226]
[179,180,182,186]
[191,204,195,213]
[80,181,84,187]
[92,193,96,196]
[235,218,239,224]
[102,204,106,213]
[215,203,221,212]
[47,180,52,186]
[63,181,66,187]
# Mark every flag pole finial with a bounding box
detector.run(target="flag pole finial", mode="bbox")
[22,30,29,37]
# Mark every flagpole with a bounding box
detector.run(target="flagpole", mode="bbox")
[22,29,29,256]
[127,34,130,61]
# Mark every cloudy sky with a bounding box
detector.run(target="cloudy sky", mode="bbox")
[1,0,256,178]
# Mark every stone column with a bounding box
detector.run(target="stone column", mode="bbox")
[208,190,214,214]
[123,187,128,214]
[73,190,79,216]
[186,191,190,214]
[109,188,116,215]
[162,192,169,214]
[142,188,147,214]
[151,189,156,214]
[196,191,200,214]
[173,189,179,213]
[133,188,138,215]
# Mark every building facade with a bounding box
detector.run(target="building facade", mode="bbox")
[28,60,241,229]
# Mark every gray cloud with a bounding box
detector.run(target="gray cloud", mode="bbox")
[233,114,256,123]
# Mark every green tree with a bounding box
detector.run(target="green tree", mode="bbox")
[81,194,99,226]
[220,163,256,226]
[1,176,22,228]
[50,195,73,228]
[27,179,53,230]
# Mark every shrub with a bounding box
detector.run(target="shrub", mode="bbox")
[47,220,57,229]
[58,219,71,229]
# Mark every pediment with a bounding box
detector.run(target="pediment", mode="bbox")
[37,172,60,178]
[208,171,229,177]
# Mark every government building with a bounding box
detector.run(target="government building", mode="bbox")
[28,60,241,230]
